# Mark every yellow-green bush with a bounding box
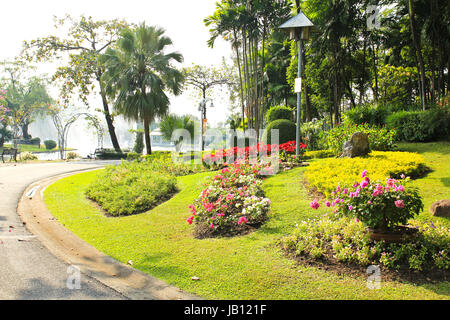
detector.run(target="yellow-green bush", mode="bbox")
[303,149,335,159]
[304,151,428,197]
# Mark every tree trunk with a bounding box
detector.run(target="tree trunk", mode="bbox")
[302,47,311,122]
[372,42,379,103]
[233,29,245,133]
[144,117,152,155]
[22,122,30,140]
[97,72,121,153]
[360,37,367,104]
[408,0,427,110]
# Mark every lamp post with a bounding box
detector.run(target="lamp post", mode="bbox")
[279,10,314,158]
[199,98,214,151]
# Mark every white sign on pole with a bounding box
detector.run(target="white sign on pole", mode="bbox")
[294,77,302,93]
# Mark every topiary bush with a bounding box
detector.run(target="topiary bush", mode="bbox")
[266,105,294,123]
[262,119,296,144]
[386,107,450,142]
[44,140,57,150]
[30,137,41,146]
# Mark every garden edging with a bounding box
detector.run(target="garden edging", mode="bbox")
[17,170,201,300]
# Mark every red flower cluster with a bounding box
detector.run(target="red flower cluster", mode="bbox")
[202,141,307,164]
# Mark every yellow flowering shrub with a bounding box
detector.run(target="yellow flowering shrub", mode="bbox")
[304,151,428,197]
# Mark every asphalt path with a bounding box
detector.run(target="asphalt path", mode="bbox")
[0,161,126,300]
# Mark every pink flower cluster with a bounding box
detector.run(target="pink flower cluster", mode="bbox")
[186,163,270,232]
[309,170,408,212]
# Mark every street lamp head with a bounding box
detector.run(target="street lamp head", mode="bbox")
[278,10,314,40]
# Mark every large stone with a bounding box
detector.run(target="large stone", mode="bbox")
[340,132,370,158]
[430,199,450,217]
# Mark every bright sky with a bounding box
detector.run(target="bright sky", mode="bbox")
[1,0,233,126]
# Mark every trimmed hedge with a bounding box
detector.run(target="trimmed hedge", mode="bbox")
[386,108,450,142]
[266,105,294,123]
[44,140,57,150]
[262,119,296,144]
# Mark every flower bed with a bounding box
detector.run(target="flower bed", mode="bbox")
[202,141,306,169]
[304,151,428,197]
[281,168,449,275]
[187,163,271,238]
[280,216,449,273]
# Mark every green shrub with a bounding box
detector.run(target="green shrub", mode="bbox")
[300,120,324,150]
[319,122,396,155]
[85,161,177,216]
[126,152,142,161]
[344,104,390,126]
[262,119,296,144]
[266,105,294,123]
[143,151,203,175]
[280,216,449,271]
[133,132,144,154]
[386,107,450,142]
[95,148,127,160]
[304,151,428,197]
[303,149,335,159]
[30,137,41,146]
[44,140,57,150]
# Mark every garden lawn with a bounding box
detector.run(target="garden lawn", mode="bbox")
[396,141,450,228]
[4,143,74,153]
[44,143,450,299]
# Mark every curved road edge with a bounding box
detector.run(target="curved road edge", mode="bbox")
[17,169,201,300]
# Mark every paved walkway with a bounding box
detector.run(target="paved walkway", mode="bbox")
[0,161,125,299]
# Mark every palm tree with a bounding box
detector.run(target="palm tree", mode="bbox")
[160,114,195,152]
[99,23,183,154]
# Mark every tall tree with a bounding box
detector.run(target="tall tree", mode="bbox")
[22,15,129,152]
[406,0,426,110]
[99,23,183,155]
[1,61,53,142]
[160,114,195,152]
[205,0,291,134]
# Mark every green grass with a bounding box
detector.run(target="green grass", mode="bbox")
[396,141,450,228]
[43,142,450,299]
[3,143,74,153]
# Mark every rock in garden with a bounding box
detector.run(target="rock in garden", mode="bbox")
[340,132,370,158]
[430,199,450,217]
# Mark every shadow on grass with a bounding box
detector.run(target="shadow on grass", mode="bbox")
[396,141,450,155]
[440,177,450,187]
[139,253,191,281]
